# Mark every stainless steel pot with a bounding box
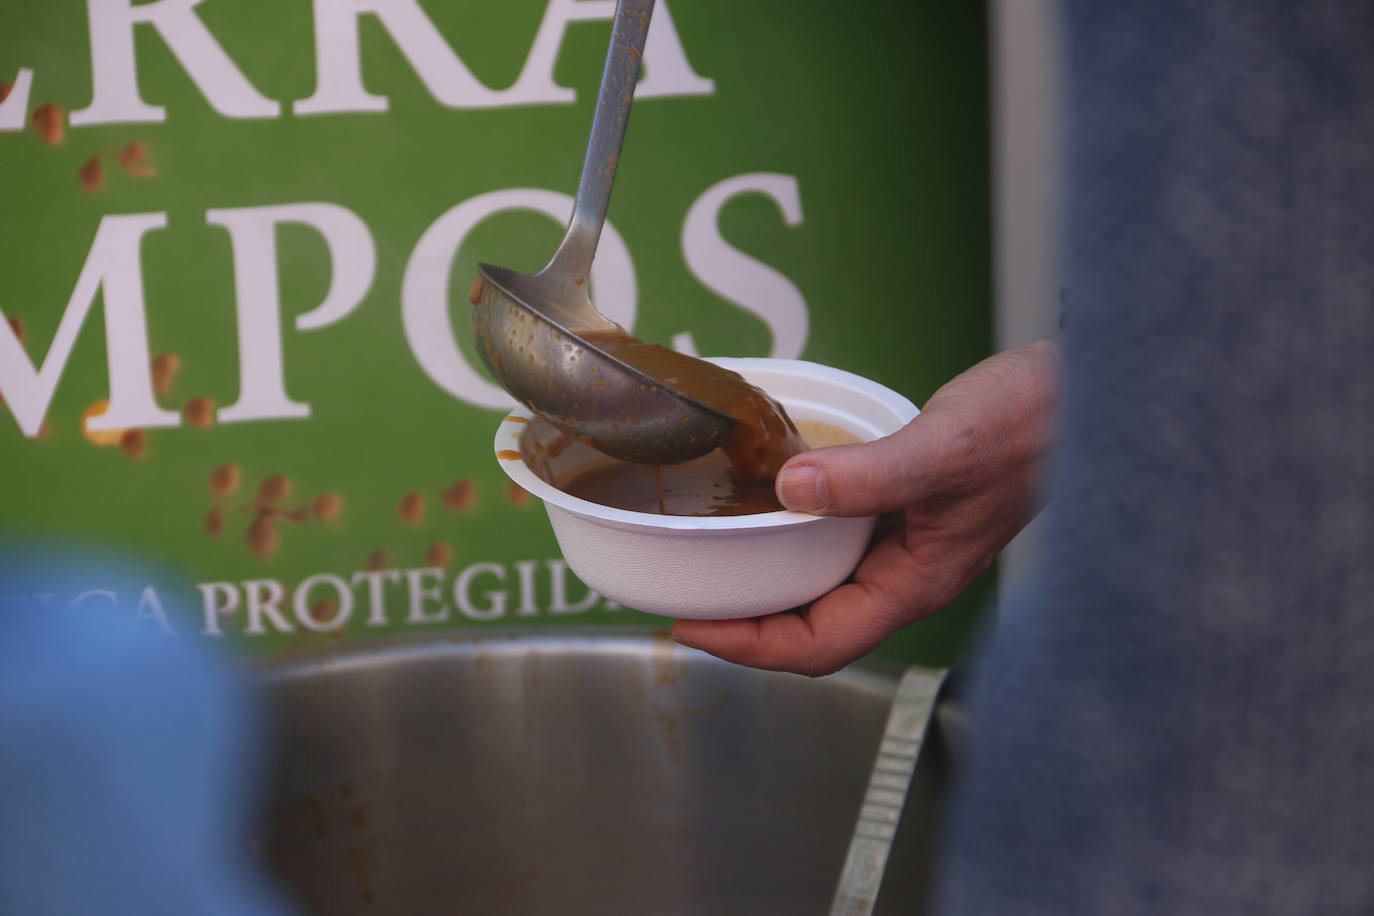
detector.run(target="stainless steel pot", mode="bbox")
[250,629,953,915]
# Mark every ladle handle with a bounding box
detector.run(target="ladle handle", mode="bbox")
[829,667,947,916]
[545,0,654,282]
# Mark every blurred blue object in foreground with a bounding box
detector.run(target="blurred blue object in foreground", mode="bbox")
[0,548,290,916]
[938,2,1374,914]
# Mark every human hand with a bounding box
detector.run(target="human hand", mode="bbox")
[671,339,1061,676]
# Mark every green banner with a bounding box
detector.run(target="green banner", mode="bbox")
[1,0,991,665]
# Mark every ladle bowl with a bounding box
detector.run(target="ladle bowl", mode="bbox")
[472,266,736,465]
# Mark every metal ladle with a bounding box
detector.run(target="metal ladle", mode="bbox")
[471,0,736,465]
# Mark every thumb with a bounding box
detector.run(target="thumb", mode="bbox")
[775,411,961,517]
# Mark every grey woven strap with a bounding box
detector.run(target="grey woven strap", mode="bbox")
[829,666,945,916]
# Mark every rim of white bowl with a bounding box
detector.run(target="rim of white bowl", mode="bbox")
[492,358,920,532]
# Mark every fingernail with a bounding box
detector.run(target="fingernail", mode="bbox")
[776,465,827,512]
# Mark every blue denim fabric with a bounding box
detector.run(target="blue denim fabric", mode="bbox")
[938,3,1374,913]
[0,552,290,916]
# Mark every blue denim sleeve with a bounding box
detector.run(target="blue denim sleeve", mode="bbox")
[937,3,1374,914]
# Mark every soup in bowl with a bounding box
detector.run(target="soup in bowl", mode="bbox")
[493,358,919,619]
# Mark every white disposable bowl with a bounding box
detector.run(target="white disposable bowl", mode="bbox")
[493,358,920,619]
